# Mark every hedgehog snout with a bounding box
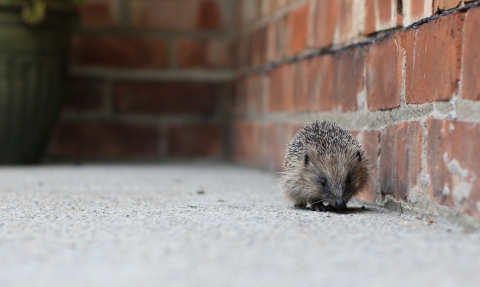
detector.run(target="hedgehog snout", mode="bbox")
[334,199,347,210]
[330,183,350,209]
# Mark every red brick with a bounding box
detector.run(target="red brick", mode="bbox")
[266,21,276,62]
[402,0,433,26]
[71,35,169,69]
[266,18,288,61]
[293,60,308,112]
[79,0,119,28]
[309,0,337,48]
[223,82,236,116]
[377,0,395,25]
[271,124,284,170]
[268,66,282,111]
[282,64,296,111]
[334,0,356,44]
[427,118,480,216]
[402,0,421,25]
[129,0,227,31]
[257,123,272,167]
[168,124,222,158]
[269,0,287,13]
[238,34,252,68]
[199,0,225,30]
[234,0,243,32]
[263,122,302,170]
[178,39,207,68]
[252,27,267,66]
[286,3,310,55]
[63,78,105,111]
[51,121,159,158]
[380,121,423,201]
[179,38,233,69]
[307,54,334,111]
[365,0,398,34]
[250,122,271,168]
[275,16,288,59]
[333,47,364,111]
[231,121,260,165]
[246,74,263,113]
[233,78,248,115]
[256,123,270,167]
[462,7,480,101]
[364,0,376,34]
[206,39,234,68]
[263,123,277,169]
[241,0,260,24]
[231,120,288,168]
[260,0,271,16]
[403,13,464,104]
[366,33,402,110]
[112,82,216,115]
[233,77,263,114]
[357,130,381,202]
[268,64,295,111]
[266,123,303,171]
[433,0,462,12]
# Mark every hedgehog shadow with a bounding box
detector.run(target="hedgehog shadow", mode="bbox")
[329,207,371,215]
[295,206,374,215]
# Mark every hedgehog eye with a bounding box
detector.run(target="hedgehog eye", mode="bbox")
[320,177,327,187]
[304,154,310,166]
[356,151,362,162]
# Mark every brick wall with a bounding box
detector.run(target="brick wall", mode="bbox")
[49,0,236,160]
[48,0,480,221]
[230,0,480,220]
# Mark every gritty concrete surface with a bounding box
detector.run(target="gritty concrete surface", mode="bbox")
[0,162,479,287]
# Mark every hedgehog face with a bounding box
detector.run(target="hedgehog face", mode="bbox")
[303,144,369,209]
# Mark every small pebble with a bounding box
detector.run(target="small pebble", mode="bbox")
[197,190,205,195]
[427,219,435,225]
[217,199,225,203]
[189,205,198,208]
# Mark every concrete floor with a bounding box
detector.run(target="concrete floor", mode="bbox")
[0,163,479,287]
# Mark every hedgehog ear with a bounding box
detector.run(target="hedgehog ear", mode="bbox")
[304,154,311,166]
[356,151,362,162]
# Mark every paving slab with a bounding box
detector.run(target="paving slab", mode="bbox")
[0,163,479,287]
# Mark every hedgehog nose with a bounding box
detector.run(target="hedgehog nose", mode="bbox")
[335,199,346,210]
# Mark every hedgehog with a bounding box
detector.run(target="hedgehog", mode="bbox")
[281,120,369,211]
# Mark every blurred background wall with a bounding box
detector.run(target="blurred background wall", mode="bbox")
[48,0,236,161]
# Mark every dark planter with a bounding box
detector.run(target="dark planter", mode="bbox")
[0,4,74,164]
